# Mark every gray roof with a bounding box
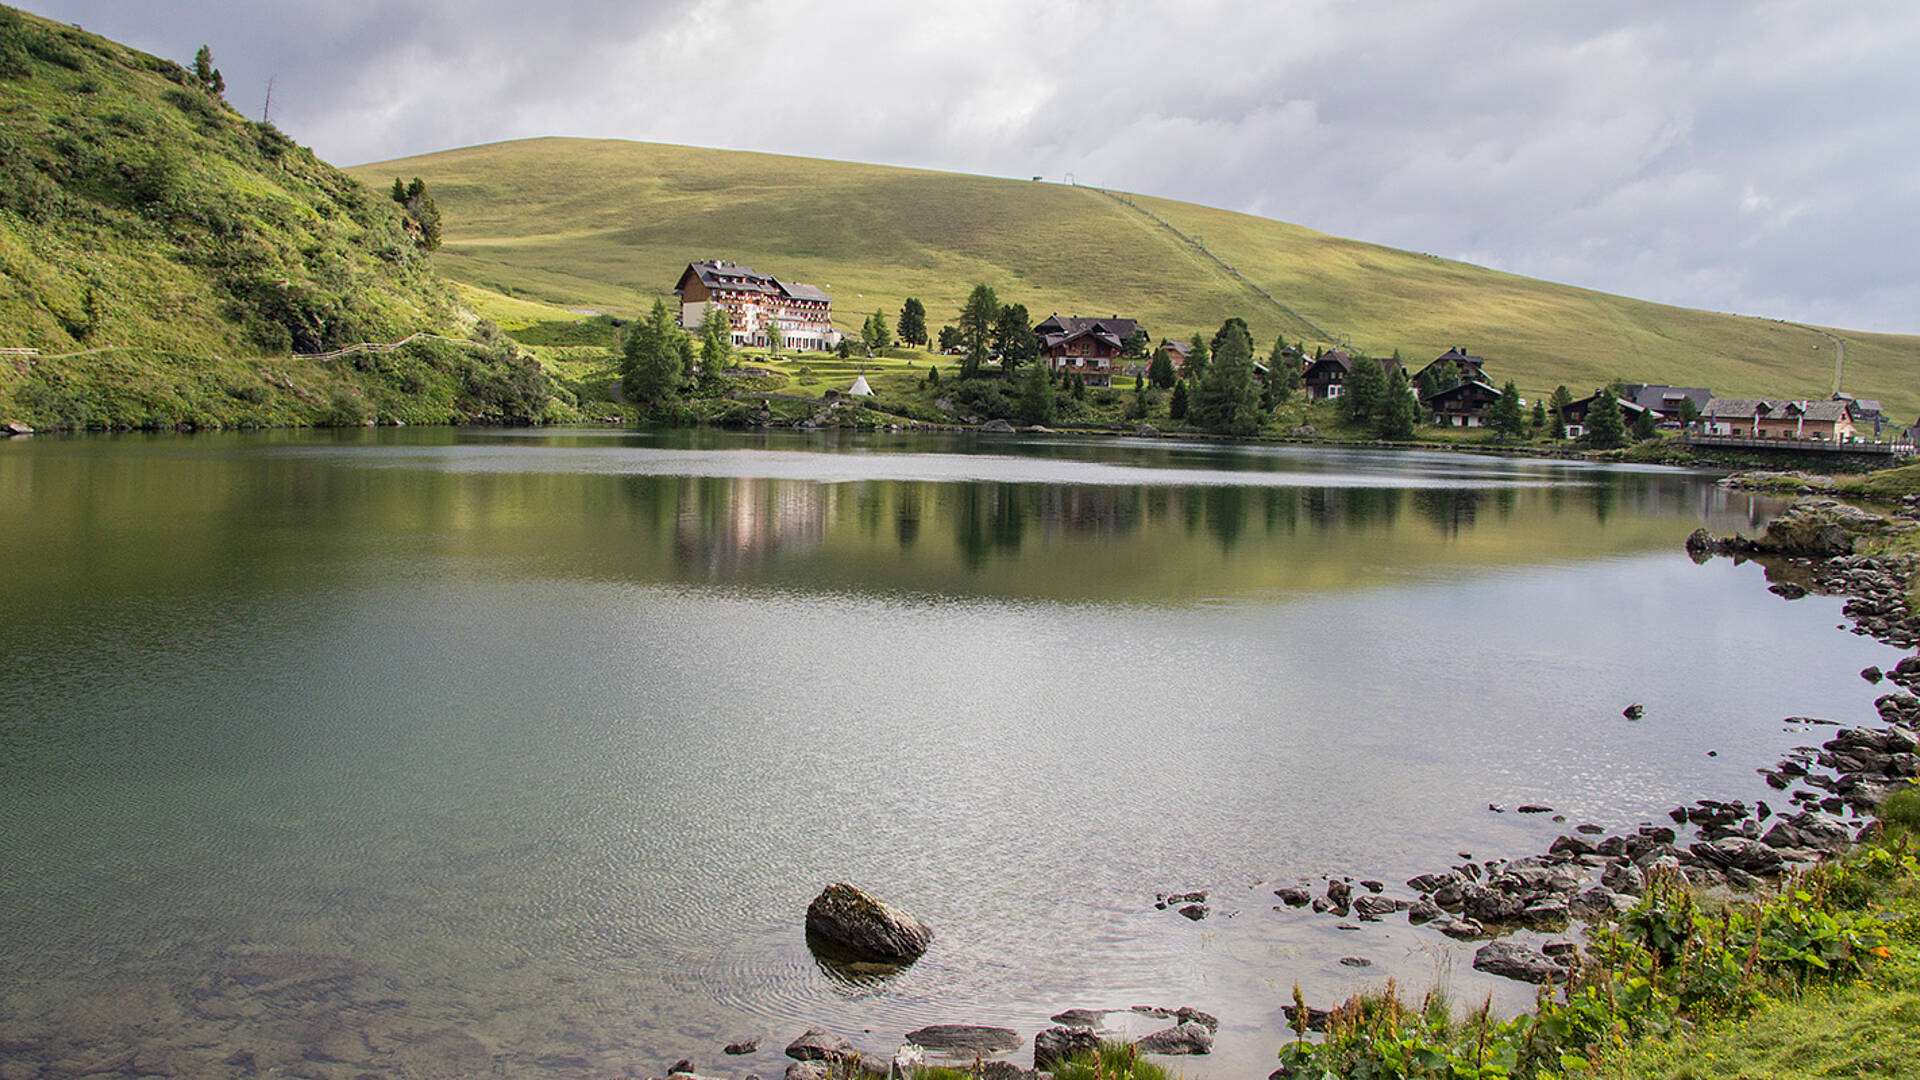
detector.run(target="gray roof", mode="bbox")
[1623,384,1711,412]
[1703,398,1853,421]
[778,281,831,302]
[1036,314,1139,350]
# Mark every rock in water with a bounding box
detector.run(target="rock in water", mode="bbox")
[805,884,933,961]
[1471,941,1566,984]
[900,1026,1020,1055]
[1134,1021,1213,1055]
[786,1028,853,1062]
[1623,703,1645,720]
[1032,1027,1099,1071]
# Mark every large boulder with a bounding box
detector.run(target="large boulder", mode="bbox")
[1471,941,1566,984]
[1689,837,1784,876]
[806,884,933,961]
[1032,1027,1100,1071]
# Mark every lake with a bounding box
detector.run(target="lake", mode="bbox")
[0,428,1901,1079]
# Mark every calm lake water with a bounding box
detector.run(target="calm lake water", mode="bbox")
[0,428,1902,1079]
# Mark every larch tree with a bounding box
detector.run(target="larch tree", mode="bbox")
[621,299,684,408]
[959,285,999,379]
[897,298,927,348]
[1192,317,1259,435]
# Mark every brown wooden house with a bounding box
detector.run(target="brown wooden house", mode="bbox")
[1422,379,1501,427]
[1036,314,1139,387]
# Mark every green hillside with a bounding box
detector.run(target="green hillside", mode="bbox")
[347,136,1920,421]
[0,6,553,429]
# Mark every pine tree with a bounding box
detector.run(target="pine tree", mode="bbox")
[1342,358,1387,424]
[994,303,1034,373]
[1184,333,1210,385]
[897,298,927,347]
[1169,380,1189,421]
[1147,346,1176,390]
[1587,389,1628,448]
[1549,385,1574,436]
[1631,407,1658,441]
[1192,318,1259,435]
[193,45,215,91]
[1015,352,1056,425]
[1531,399,1548,431]
[959,285,998,379]
[620,299,684,408]
[699,305,733,389]
[863,310,889,356]
[1374,367,1416,439]
[1489,381,1526,438]
[1122,329,1151,360]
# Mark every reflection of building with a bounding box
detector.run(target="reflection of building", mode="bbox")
[673,260,835,351]
[674,477,827,575]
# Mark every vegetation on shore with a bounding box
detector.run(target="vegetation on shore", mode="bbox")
[344,137,1920,420]
[0,6,558,429]
[1276,812,1919,1079]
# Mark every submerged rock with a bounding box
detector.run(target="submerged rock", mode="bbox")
[786,1028,853,1062]
[901,1026,1020,1055]
[1134,1021,1213,1055]
[806,884,932,961]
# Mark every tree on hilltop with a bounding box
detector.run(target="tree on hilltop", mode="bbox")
[193,45,225,95]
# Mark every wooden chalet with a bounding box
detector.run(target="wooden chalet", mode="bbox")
[1302,349,1352,400]
[1154,340,1192,377]
[1560,391,1653,438]
[1701,398,1857,441]
[1422,379,1501,427]
[673,260,835,351]
[1036,314,1139,387]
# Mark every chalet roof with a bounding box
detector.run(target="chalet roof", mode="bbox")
[779,281,831,302]
[1036,314,1138,350]
[1158,340,1191,357]
[1623,384,1711,412]
[1703,398,1853,422]
[1422,379,1500,405]
[1416,346,1487,378]
[678,260,832,305]
[1567,390,1651,416]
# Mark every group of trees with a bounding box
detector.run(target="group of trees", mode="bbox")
[619,299,736,410]
[387,176,442,252]
[1334,355,1417,439]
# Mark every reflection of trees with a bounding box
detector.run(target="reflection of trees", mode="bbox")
[1588,473,1617,524]
[1413,489,1480,536]
[894,483,923,550]
[1205,485,1246,551]
[1037,485,1140,539]
[952,484,1028,570]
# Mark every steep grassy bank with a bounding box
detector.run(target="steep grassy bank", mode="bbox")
[347,137,1920,419]
[0,5,554,428]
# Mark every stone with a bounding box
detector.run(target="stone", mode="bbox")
[1602,859,1645,897]
[1436,917,1485,940]
[1165,890,1208,904]
[1472,941,1566,984]
[1570,886,1635,921]
[900,1026,1020,1055]
[1359,880,1385,893]
[1325,880,1351,904]
[1048,1009,1106,1027]
[670,1060,697,1074]
[1517,804,1553,814]
[1177,904,1209,921]
[1273,887,1311,907]
[1542,941,1578,958]
[1338,956,1372,967]
[787,1028,853,1062]
[981,419,1015,433]
[1623,704,1645,719]
[1407,897,1444,924]
[1133,1022,1212,1055]
[1689,837,1785,875]
[1173,1008,1219,1032]
[1032,1027,1099,1071]
[727,1040,761,1056]
[1863,666,1885,684]
[806,884,933,961]
[1406,872,1457,894]
[788,1062,831,1080]
[1352,895,1401,920]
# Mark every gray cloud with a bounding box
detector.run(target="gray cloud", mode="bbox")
[27,0,1920,333]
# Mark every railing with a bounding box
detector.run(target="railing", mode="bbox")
[1685,433,1906,455]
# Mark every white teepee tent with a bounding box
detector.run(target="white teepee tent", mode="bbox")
[847,375,874,396]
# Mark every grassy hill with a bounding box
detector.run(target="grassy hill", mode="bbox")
[348,137,1920,421]
[0,5,553,429]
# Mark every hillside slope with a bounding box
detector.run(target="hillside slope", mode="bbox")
[348,137,1920,420]
[0,6,551,428]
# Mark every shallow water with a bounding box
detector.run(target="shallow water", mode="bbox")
[0,428,1901,1079]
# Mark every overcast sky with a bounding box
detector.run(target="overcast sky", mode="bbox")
[31,0,1920,334]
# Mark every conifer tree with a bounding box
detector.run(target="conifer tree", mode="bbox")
[1147,346,1176,390]
[1192,317,1259,435]
[1489,380,1526,438]
[1169,380,1189,421]
[959,285,998,379]
[897,298,927,347]
[1587,389,1628,448]
[1375,367,1416,439]
[1341,358,1387,424]
[621,299,684,408]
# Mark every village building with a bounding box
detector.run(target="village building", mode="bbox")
[1834,393,1891,438]
[1413,346,1488,391]
[1620,384,1712,421]
[1700,398,1857,441]
[1302,349,1353,399]
[672,260,835,351]
[1560,390,1653,438]
[1035,314,1139,387]
[1154,340,1192,377]
[1422,379,1502,427]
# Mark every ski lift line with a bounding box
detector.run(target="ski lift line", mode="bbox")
[1080,185,1334,342]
